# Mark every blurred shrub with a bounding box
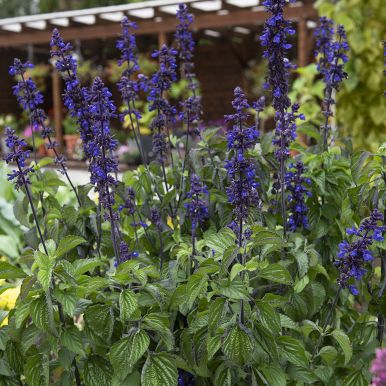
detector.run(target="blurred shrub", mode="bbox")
[316,0,386,150]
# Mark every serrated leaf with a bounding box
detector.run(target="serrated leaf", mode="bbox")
[258,264,292,285]
[277,336,308,367]
[141,352,178,386]
[252,226,284,247]
[223,325,253,365]
[84,304,114,343]
[56,235,86,258]
[318,345,338,365]
[110,330,150,380]
[73,258,103,276]
[260,364,286,386]
[30,296,48,331]
[143,313,174,350]
[61,327,85,355]
[256,300,281,335]
[217,277,249,300]
[230,263,245,281]
[84,355,113,386]
[204,228,236,253]
[207,335,221,360]
[119,289,138,322]
[185,273,208,310]
[332,329,352,365]
[24,352,49,386]
[208,298,226,332]
[0,261,26,279]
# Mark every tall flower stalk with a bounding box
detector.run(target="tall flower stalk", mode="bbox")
[9,59,81,205]
[86,77,122,263]
[185,174,208,272]
[50,29,94,154]
[285,161,311,232]
[116,18,149,165]
[315,17,349,151]
[225,87,260,323]
[148,45,178,193]
[260,0,297,237]
[175,4,202,214]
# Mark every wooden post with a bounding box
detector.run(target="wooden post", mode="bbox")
[297,17,307,67]
[158,31,167,48]
[52,70,63,152]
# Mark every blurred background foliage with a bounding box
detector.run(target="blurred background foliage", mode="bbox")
[316,0,386,150]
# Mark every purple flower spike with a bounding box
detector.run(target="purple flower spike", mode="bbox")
[335,209,385,294]
[3,128,34,190]
[285,161,311,232]
[185,174,209,230]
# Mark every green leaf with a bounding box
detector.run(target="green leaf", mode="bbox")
[30,296,48,331]
[141,352,178,386]
[204,228,236,253]
[207,335,222,360]
[318,345,338,365]
[61,327,85,355]
[208,297,226,332]
[73,258,103,276]
[34,251,52,292]
[223,325,253,365]
[185,273,208,310]
[230,263,245,281]
[0,261,26,279]
[256,300,281,335]
[119,289,138,322]
[217,277,249,300]
[109,330,150,380]
[342,370,368,386]
[257,264,292,285]
[84,355,113,386]
[143,313,174,350]
[260,364,286,386]
[277,336,308,367]
[5,341,23,374]
[332,329,352,365]
[294,251,309,278]
[24,352,49,386]
[214,363,232,386]
[84,304,114,342]
[56,235,86,258]
[252,226,284,247]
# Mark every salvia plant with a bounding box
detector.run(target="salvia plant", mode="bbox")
[0,2,385,385]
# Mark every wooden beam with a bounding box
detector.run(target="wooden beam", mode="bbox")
[0,4,317,48]
[297,17,307,67]
[52,71,63,152]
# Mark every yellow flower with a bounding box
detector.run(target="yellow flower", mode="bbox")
[0,285,21,326]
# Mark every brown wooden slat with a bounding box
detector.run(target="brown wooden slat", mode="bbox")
[0,4,317,48]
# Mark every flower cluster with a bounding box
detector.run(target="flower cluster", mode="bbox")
[3,128,34,190]
[86,77,118,216]
[148,45,178,162]
[315,18,349,92]
[314,18,349,148]
[335,209,385,295]
[185,174,209,230]
[9,58,69,169]
[175,4,201,127]
[50,29,93,147]
[371,348,386,386]
[225,87,260,226]
[260,0,295,114]
[285,161,311,231]
[119,187,147,228]
[116,18,149,164]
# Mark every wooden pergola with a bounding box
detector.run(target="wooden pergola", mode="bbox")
[0,0,318,149]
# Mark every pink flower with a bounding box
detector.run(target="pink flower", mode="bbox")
[371,348,386,386]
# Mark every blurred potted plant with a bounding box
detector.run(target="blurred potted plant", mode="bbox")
[63,115,80,158]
